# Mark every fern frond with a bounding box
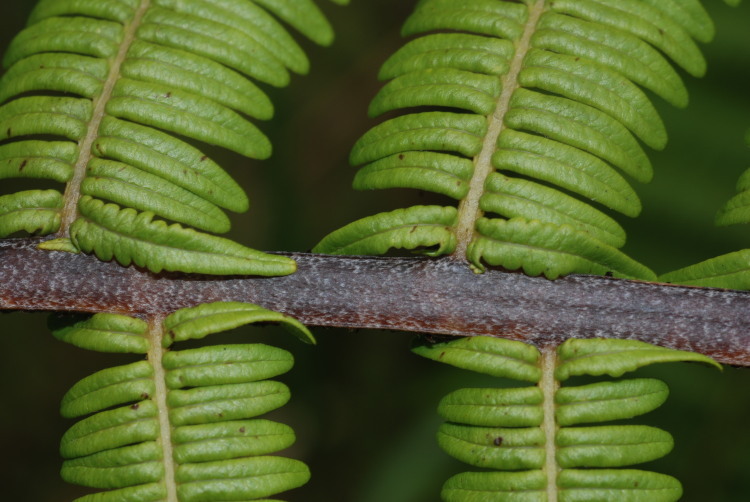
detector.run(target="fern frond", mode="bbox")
[52,301,314,501]
[316,0,715,280]
[414,335,719,502]
[0,0,342,275]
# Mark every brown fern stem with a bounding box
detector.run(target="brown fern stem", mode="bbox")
[1,237,749,367]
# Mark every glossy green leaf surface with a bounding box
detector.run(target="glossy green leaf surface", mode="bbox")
[162,344,294,389]
[70,196,297,276]
[556,425,674,468]
[558,469,682,502]
[480,173,628,249]
[442,470,546,502]
[438,423,545,470]
[175,456,310,502]
[313,205,458,257]
[172,419,295,463]
[0,190,62,237]
[439,387,544,427]
[163,301,315,345]
[555,379,669,426]
[50,312,150,354]
[61,360,155,419]
[353,152,473,200]
[467,217,656,280]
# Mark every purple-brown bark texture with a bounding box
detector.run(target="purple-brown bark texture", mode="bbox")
[1,237,749,366]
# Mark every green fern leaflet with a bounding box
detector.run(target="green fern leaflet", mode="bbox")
[51,301,315,501]
[314,0,722,280]
[413,336,720,502]
[0,0,345,275]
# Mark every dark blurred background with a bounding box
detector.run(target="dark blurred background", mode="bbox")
[1,1,749,501]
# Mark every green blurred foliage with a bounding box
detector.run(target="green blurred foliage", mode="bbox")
[1,1,749,501]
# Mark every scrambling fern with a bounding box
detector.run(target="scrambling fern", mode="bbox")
[0,0,346,275]
[314,0,719,280]
[413,336,719,502]
[51,301,315,501]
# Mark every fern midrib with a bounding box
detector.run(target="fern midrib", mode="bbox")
[57,0,152,236]
[148,314,178,502]
[452,0,546,260]
[540,346,559,502]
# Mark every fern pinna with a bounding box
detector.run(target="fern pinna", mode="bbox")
[0,0,345,275]
[311,0,737,500]
[52,302,316,502]
[414,336,719,502]
[313,0,728,280]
